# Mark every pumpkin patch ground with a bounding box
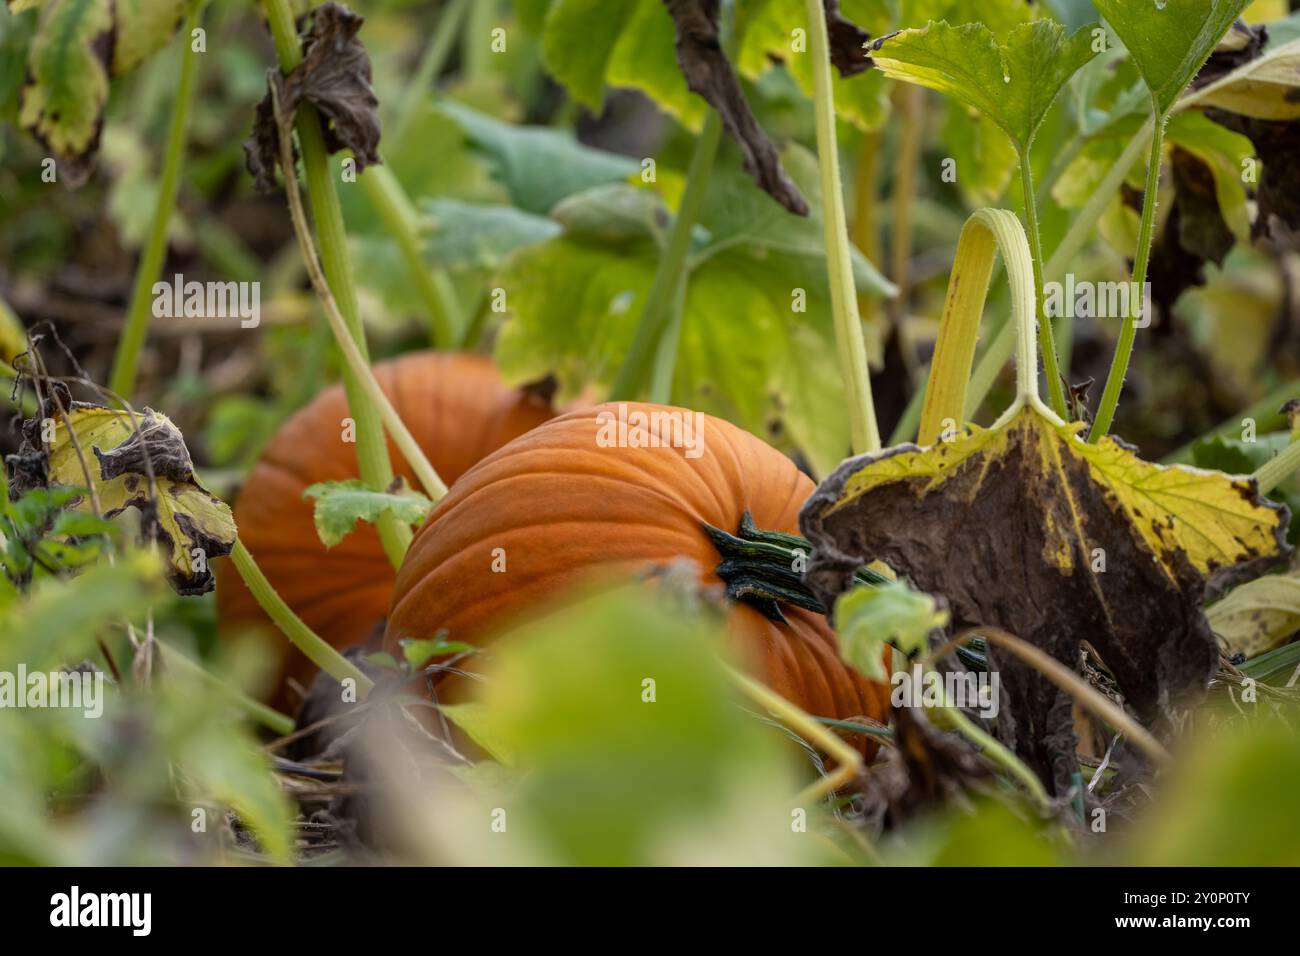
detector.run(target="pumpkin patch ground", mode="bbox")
[3,0,1300,883]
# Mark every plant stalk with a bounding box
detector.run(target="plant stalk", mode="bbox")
[108,1,206,400]
[359,163,462,347]
[804,0,880,454]
[728,667,864,803]
[263,0,409,568]
[1018,153,1069,419]
[230,541,375,697]
[159,641,296,736]
[271,85,448,503]
[609,111,722,401]
[1088,114,1167,441]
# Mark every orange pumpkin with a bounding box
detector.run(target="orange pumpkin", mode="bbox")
[217,351,556,709]
[384,402,889,732]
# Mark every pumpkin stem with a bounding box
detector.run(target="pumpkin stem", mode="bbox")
[702,511,889,622]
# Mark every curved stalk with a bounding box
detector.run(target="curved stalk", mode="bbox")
[108,1,206,399]
[230,541,374,697]
[936,697,1051,810]
[1088,115,1166,441]
[804,0,880,454]
[609,111,722,401]
[263,0,409,567]
[729,667,864,803]
[1018,154,1068,419]
[918,208,1044,446]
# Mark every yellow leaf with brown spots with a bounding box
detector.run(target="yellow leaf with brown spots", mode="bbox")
[10,395,235,595]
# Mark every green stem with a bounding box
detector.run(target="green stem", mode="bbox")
[230,540,374,697]
[463,0,494,83]
[1254,437,1300,494]
[1019,153,1068,419]
[263,0,408,569]
[609,111,722,401]
[359,163,462,347]
[1088,113,1166,441]
[158,641,295,736]
[108,1,206,399]
[271,85,448,502]
[804,0,880,454]
[936,697,1051,810]
[390,0,471,146]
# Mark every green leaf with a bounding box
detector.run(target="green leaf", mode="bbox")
[302,478,433,549]
[494,146,893,475]
[429,587,823,866]
[833,580,949,681]
[400,634,475,671]
[437,99,639,214]
[1092,0,1253,115]
[869,18,1102,154]
[942,104,1018,205]
[1130,718,1300,865]
[419,197,561,271]
[0,4,38,120]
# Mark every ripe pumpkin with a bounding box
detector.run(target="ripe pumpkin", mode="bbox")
[217,351,557,708]
[384,402,889,733]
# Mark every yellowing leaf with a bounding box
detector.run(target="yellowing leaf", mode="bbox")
[1185,36,1300,120]
[19,0,113,187]
[12,398,236,594]
[803,403,1289,787]
[1208,565,1300,657]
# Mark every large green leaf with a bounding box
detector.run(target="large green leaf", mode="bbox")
[419,198,561,271]
[870,17,1101,155]
[494,145,893,475]
[1092,0,1253,115]
[437,100,639,214]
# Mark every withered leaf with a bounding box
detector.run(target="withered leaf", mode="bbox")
[822,0,872,78]
[801,405,1290,792]
[662,0,808,215]
[7,397,236,595]
[244,2,381,193]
